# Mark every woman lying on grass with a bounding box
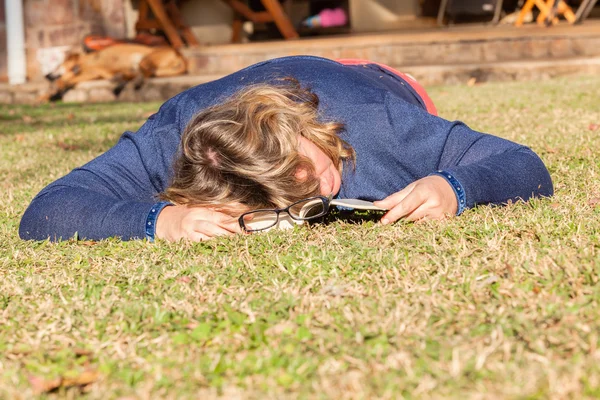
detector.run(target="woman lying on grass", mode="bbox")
[19,56,553,242]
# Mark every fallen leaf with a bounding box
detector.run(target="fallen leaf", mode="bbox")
[29,369,100,394]
[467,77,477,87]
[589,123,599,131]
[73,348,93,357]
[14,134,25,142]
[22,115,33,123]
[56,141,80,151]
[177,276,192,283]
[66,113,75,120]
[544,145,558,154]
[28,375,61,395]
[62,370,100,388]
[550,202,560,209]
[504,262,514,278]
[588,197,600,207]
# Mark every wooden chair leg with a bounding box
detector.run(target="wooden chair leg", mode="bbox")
[260,0,298,39]
[232,13,244,43]
[222,0,256,20]
[222,0,298,40]
[165,0,199,47]
[145,0,185,48]
[515,0,537,26]
[136,0,150,32]
[537,0,575,25]
[557,1,576,23]
[536,0,556,25]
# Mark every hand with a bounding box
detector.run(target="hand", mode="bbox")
[155,205,241,242]
[373,175,458,224]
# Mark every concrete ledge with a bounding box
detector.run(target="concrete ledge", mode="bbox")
[1,57,599,104]
[182,23,600,76]
[0,75,222,105]
[405,56,600,86]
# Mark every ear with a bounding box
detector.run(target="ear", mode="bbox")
[295,166,310,181]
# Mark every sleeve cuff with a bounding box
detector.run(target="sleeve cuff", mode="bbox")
[430,170,466,216]
[145,201,172,242]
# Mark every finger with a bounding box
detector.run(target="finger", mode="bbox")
[406,207,450,222]
[193,221,237,238]
[373,184,415,209]
[380,190,425,225]
[403,204,431,222]
[188,208,241,233]
[216,218,242,233]
[188,231,211,242]
[213,214,244,233]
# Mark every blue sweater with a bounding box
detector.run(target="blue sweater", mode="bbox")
[19,56,553,241]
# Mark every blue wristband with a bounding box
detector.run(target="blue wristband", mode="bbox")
[430,170,466,215]
[145,201,172,242]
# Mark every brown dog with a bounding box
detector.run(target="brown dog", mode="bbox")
[45,43,187,100]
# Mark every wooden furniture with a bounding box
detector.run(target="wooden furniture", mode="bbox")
[515,0,576,26]
[135,0,199,48]
[223,0,299,43]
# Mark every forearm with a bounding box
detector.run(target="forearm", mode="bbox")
[440,147,553,209]
[19,186,157,241]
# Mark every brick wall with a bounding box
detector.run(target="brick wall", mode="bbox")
[1,0,127,82]
[26,0,127,81]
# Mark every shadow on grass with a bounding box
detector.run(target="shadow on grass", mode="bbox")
[309,209,386,227]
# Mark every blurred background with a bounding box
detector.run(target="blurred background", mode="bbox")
[1,0,599,100]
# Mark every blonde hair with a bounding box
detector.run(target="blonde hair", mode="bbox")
[160,81,355,211]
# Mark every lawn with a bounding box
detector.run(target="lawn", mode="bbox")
[1,76,600,399]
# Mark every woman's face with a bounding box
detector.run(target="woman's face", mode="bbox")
[297,136,341,197]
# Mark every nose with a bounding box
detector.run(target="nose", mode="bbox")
[45,73,58,81]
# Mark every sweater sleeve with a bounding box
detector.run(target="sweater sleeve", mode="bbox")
[19,97,184,241]
[379,93,554,210]
[436,122,554,209]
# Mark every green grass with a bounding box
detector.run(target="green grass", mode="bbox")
[2,76,600,398]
